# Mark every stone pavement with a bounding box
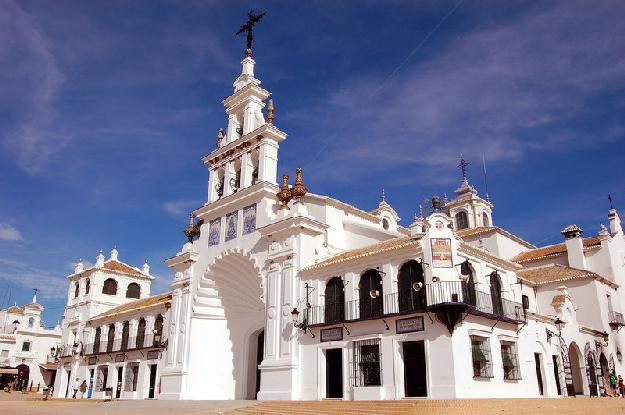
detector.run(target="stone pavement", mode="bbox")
[2,393,625,415]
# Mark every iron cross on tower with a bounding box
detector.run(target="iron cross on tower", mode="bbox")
[236,10,266,57]
[458,156,469,178]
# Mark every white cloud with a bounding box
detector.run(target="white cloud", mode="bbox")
[0,0,67,175]
[302,1,625,185]
[162,199,201,217]
[0,223,22,241]
[0,258,68,299]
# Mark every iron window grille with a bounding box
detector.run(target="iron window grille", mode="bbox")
[353,338,382,387]
[471,336,493,378]
[501,341,522,380]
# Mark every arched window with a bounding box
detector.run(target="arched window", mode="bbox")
[153,314,164,347]
[102,278,118,295]
[482,212,490,227]
[85,279,90,295]
[461,261,476,306]
[324,277,345,323]
[136,318,146,349]
[398,260,425,312]
[94,327,101,354]
[106,324,115,352]
[126,283,140,299]
[455,211,469,230]
[121,321,129,351]
[74,282,80,298]
[490,272,503,316]
[28,317,34,328]
[359,270,383,319]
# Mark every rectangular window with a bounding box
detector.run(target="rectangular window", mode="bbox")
[21,341,31,352]
[353,338,381,386]
[0,349,8,357]
[471,336,493,378]
[501,341,521,380]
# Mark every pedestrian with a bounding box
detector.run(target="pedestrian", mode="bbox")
[80,380,87,399]
[72,377,79,399]
[610,371,618,396]
[618,375,624,397]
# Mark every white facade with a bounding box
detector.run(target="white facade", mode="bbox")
[52,49,625,401]
[0,295,62,392]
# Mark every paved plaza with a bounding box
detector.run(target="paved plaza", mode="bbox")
[2,393,625,415]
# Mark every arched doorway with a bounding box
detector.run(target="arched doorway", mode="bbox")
[196,251,265,400]
[600,354,610,396]
[398,260,425,312]
[587,352,598,396]
[16,364,29,391]
[489,272,503,316]
[568,342,584,395]
[359,269,383,319]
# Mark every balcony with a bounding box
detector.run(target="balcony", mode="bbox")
[82,334,166,357]
[305,281,524,331]
[609,311,625,330]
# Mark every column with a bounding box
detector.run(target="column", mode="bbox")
[264,261,281,361]
[240,152,253,189]
[223,161,235,197]
[258,140,279,185]
[207,168,216,202]
[226,113,237,145]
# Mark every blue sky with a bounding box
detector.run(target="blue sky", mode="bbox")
[1,0,624,325]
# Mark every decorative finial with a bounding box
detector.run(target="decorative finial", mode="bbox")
[458,156,469,179]
[32,288,38,304]
[184,213,198,243]
[291,167,308,203]
[419,204,423,218]
[431,195,441,212]
[110,246,119,261]
[96,250,105,267]
[142,260,150,275]
[444,193,448,204]
[236,10,266,57]
[74,258,84,274]
[276,173,293,209]
[380,188,385,203]
[217,128,224,148]
[267,99,275,124]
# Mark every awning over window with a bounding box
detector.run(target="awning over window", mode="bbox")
[0,368,18,374]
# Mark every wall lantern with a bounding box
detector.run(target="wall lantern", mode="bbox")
[554,318,564,335]
[291,307,315,338]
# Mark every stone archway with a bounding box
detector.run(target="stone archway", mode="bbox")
[195,249,265,399]
[568,342,584,395]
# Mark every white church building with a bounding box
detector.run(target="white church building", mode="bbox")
[53,45,625,401]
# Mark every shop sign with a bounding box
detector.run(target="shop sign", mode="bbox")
[320,327,343,342]
[396,316,424,334]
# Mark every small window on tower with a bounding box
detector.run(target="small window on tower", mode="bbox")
[382,218,390,230]
[455,211,469,230]
[483,212,490,227]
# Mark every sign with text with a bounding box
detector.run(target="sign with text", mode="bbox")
[320,327,343,342]
[114,354,125,363]
[88,356,97,365]
[396,316,425,334]
[147,350,159,360]
[431,238,453,268]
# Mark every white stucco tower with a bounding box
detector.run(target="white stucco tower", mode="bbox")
[162,52,293,400]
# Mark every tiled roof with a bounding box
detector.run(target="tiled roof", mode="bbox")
[102,260,145,277]
[302,236,421,272]
[89,292,172,321]
[456,226,536,249]
[516,264,617,288]
[551,295,567,305]
[511,236,601,264]
[5,306,23,314]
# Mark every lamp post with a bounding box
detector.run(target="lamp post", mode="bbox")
[291,307,314,338]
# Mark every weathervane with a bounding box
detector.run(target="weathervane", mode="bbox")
[458,156,469,179]
[236,10,266,57]
[609,194,614,210]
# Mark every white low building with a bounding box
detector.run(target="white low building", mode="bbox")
[53,45,625,401]
[0,295,62,392]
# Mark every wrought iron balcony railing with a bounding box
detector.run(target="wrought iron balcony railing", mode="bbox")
[305,281,525,327]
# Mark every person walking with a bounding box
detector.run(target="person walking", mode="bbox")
[618,375,624,397]
[610,371,618,396]
[71,377,79,399]
[79,380,87,399]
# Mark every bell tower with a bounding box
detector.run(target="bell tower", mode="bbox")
[202,54,287,204]
[444,157,494,230]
